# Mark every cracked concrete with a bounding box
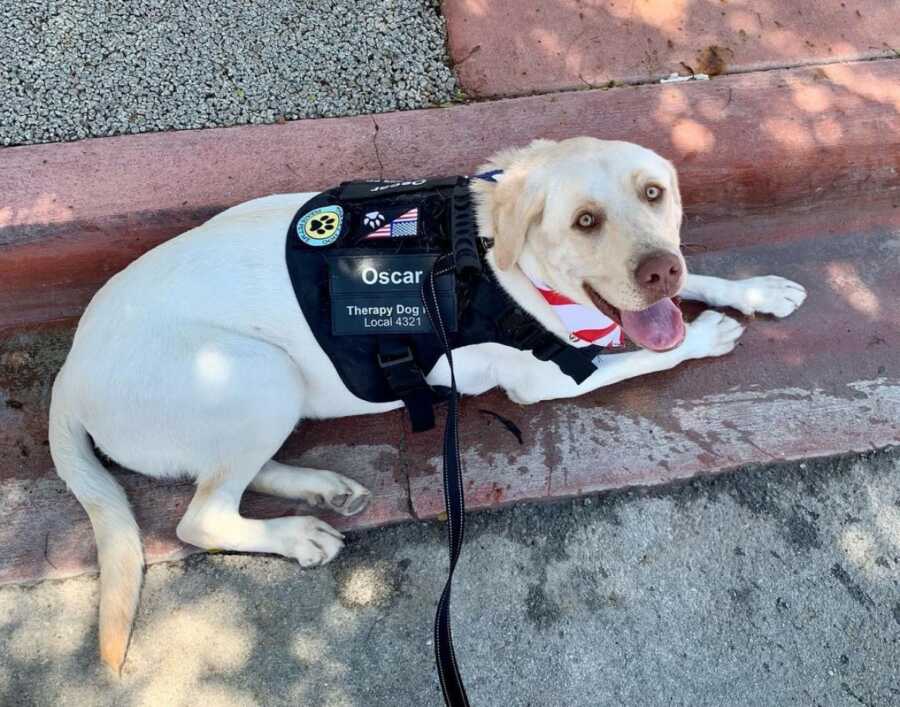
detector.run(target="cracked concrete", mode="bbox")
[2,449,898,706]
[370,116,385,181]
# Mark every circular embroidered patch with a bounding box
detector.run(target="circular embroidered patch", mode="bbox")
[297,205,343,246]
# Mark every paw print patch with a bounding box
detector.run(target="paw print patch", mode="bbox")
[298,205,344,246]
[363,211,385,229]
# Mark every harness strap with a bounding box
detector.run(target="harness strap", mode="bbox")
[422,255,471,707]
[498,306,597,384]
[531,338,598,384]
[377,340,436,433]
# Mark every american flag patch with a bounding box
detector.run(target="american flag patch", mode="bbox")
[363,208,418,239]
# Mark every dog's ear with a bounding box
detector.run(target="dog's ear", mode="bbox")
[490,170,545,271]
[666,158,683,228]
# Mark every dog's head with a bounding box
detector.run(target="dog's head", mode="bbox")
[476,137,686,351]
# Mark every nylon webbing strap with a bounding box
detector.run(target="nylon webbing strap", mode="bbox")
[377,339,436,433]
[421,255,470,707]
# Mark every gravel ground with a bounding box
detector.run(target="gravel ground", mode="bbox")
[2,449,899,706]
[0,0,458,146]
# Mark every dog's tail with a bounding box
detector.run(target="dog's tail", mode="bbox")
[48,375,144,674]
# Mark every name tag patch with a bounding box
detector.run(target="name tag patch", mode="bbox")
[329,254,456,335]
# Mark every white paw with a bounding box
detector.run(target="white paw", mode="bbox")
[681,310,744,360]
[733,276,807,318]
[289,517,345,567]
[305,471,372,517]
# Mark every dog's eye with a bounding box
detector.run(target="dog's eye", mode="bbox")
[644,184,664,202]
[575,212,599,230]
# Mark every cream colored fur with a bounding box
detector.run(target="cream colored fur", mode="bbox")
[48,137,806,672]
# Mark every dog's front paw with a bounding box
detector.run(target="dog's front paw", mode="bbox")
[733,276,807,318]
[289,517,345,567]
[681,310,744,360]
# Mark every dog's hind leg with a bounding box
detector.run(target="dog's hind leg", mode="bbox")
[249,460,371,516]
[167,336,347,566]
[177,459,345,567]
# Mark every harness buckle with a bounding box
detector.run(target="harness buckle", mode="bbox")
[377,349,415,369]
[377,344,436,433]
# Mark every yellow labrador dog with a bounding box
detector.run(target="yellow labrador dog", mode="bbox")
[49,137,805,671]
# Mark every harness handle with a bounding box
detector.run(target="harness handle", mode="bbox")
[421,255,471,707]
[450,183,481,279]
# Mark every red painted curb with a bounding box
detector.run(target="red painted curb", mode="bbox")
[3,59,899,332]
[2,59,900,584]
[443,0,900,97]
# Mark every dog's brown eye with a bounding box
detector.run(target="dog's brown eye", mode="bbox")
[645,184,663,202]
[576,212,596,229]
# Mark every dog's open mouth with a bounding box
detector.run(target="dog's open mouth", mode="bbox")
[584,284,685,352]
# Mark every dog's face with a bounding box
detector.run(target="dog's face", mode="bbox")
[479,137,687,351]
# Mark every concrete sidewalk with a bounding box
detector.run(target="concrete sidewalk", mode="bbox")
[2,448,898,706]
[445,0,900,97]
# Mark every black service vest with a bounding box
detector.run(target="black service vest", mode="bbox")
[285,175,602,431]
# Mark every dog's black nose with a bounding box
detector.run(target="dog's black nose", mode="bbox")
[635,252,683,298]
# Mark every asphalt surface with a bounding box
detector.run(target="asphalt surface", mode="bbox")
[0,0,457,146]
[2,448,899,706]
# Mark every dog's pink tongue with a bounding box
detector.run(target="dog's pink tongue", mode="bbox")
[620,298,685,351]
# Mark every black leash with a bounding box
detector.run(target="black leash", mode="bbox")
[422,254,470,707]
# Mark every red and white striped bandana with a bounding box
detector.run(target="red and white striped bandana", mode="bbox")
[521,268,626,348]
